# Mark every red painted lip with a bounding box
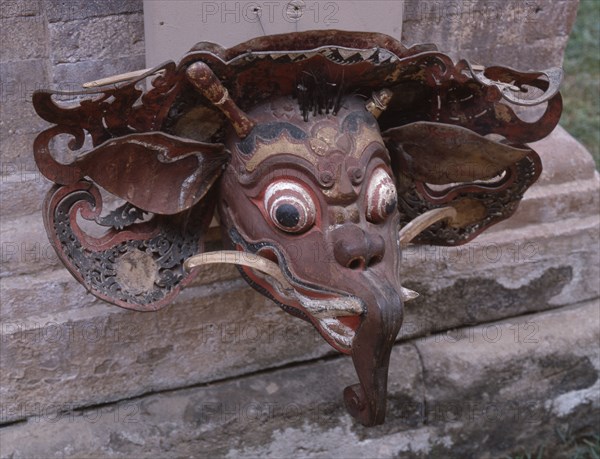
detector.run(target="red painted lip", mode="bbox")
[236,255,361,354]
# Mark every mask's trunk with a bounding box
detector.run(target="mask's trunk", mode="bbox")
[343,272,403,426]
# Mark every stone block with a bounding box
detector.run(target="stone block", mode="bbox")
[0,301,597,458]
[0,16,47,63]
[0,179,49,220]
[0,269,100,320]
[0,0,42,19]
[460,36,571,70]
[0,132,39,164]
[450,0,577,50]
[0,344,423,457]
[401,214,600,339]
[0,59,49,104]
[51,55,146,87]
[45,0,142,23]
[530,125,598,186]
[49,15,144,64]
[524,0,578,41]
[0,212,60,278]
[0,60,50,136]
[402,0,576,68]
[414,299,600,457]
[0,281,339,424]
[489,177,599,232]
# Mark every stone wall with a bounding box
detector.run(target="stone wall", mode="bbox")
[1,1,598,457]
[402,0,577,69]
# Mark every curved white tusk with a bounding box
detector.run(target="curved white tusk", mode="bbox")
[400,286,419,302]
[398,206,457,248]
[82,68,157,88]
[184,250,363,318]
[184,250,293,291]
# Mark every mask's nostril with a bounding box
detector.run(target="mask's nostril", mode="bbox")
[332,225,386,271]
[367,255,382,268]
[348,258,364,270]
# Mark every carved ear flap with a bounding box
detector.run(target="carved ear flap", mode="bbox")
[32,67,232,310]
[384,121,542,245]
[34,124,228,311]
[43,180,217,311]
[34,130,228,215]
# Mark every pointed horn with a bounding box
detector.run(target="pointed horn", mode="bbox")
[82,68,156,88]
[186,62,256,138]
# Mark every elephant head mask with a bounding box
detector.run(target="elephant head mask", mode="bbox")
[32,31,561,426]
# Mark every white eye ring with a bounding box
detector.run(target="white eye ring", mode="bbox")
[264,181,316,233]
[366,168,397,223]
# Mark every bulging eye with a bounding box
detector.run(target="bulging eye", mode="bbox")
[366,168,397,223]
[264,181,316,233]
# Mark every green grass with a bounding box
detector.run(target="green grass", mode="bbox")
[504,425,600,459]
[561,0,600,169]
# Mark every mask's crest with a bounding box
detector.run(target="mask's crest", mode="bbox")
[295,70,345,121]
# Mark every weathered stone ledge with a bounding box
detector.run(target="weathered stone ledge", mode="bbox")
[0,180,600,288]
[1,298,597,458]
[2,208,596,321]
[1,209,597,424]
[0,280,333,424]
[487,175,599,232]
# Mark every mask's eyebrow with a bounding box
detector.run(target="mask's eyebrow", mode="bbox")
[363,140,388,158]
[341,110,378,134]
[237,122,308,156]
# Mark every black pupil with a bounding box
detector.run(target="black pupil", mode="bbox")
[275,203,300,228]
[384,196,397,216]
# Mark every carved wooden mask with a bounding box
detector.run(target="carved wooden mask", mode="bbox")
[32,31,562,426]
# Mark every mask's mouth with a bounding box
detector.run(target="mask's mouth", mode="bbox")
[184,250,365,351]
[183,206,454,354]
[184,249,419,353]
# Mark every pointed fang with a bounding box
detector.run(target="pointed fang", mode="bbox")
[401,286,419,302]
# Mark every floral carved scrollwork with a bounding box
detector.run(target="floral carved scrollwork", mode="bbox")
[44,181,215,311]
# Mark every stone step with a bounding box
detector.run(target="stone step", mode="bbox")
[2,209,598,322]
[528,125,598,186]
[1,173,597,317]
[488,175,599,233]
[1,299,597,458]
[0,280,334,425]
[1,212,597,423]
